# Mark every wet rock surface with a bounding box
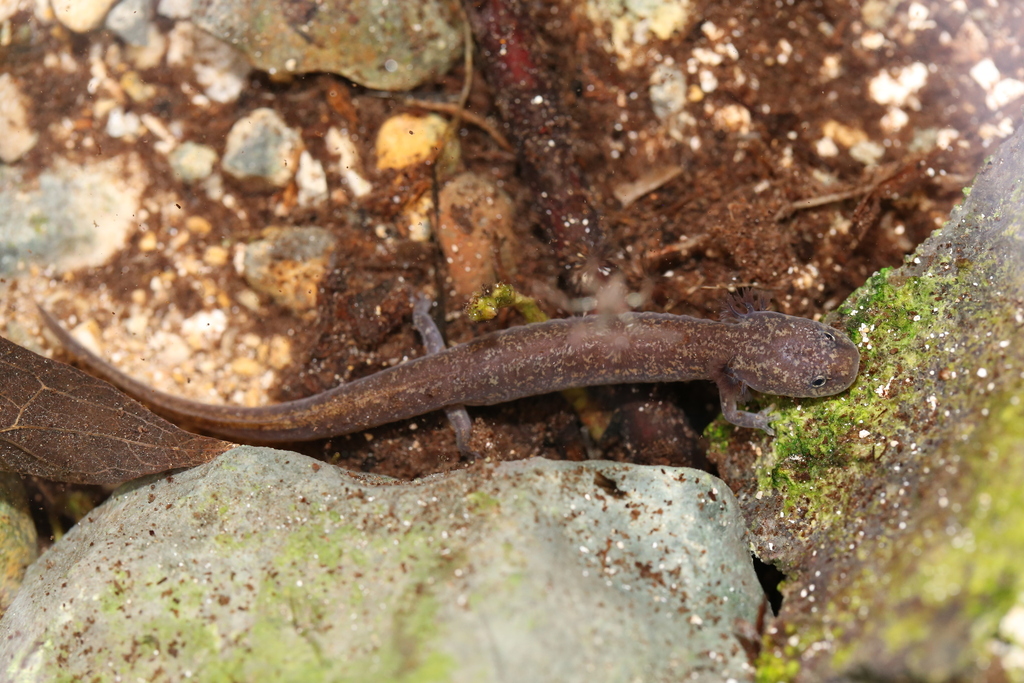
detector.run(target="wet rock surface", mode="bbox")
[708,122,1024,681]
[0,449,763,682]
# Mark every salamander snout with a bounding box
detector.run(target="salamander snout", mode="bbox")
[733,318,860,399]
[778,323,860,397]
[802,327,860,396]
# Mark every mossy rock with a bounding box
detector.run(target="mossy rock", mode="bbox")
[0,450,763,682]
[709,123,1024,681]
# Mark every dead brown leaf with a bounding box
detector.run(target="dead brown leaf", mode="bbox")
[0,335,233,485]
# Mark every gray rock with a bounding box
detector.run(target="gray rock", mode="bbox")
[191,0,464,91]
[0,154,148,276]
[0,449,762,682]
[221,108,302,188]
[243,226,336,313]
[168,140,218,183]
[105,0,154,46]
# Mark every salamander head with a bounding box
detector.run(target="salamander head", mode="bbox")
[728,312,860,399]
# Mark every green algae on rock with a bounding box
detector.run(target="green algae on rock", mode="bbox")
[0,448,764,682]
[708,123,1024,681]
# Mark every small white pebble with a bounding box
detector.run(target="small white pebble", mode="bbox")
[815,137,839,157]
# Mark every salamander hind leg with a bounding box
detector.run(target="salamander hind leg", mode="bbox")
[412,294,481,460]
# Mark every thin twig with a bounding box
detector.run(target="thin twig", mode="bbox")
[403,98,513,151]
[774,186,874,222]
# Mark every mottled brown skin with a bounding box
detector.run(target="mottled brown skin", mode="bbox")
[38,298,860,443]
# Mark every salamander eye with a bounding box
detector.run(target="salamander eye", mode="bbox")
[822,331,836,342]
[810,375,828,388]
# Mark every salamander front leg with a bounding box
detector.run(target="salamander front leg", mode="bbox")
[712,370,777,435]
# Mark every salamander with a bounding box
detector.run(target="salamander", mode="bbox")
[37,292,860,443]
